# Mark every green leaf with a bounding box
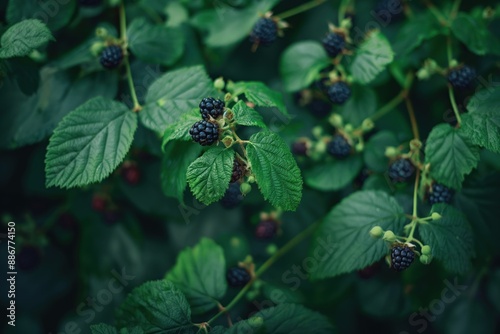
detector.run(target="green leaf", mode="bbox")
[166,238,227,314]
[393,12,443,55]
[140,66,215,133]
[116,280,195,333]
[424,123,480,190]
[231,100,266,128]
[7,0,76,31]
[421,204,475,275]
[257,303,334,333]
[161,108,201,150]
[162,141,203,204]
[186,147,234,205]
[190,0,279,47]
[247,131,303,211]
[90,324,118,334]
[231,81,289,117]
[364,131,399,173]
[45,97,137,188]
[350,31,394,84]
[461,86,500,153]
[311,191,405,279]
[127,18,184,66]
[451,13,500,56]
[0,19,53,58]
[337,84,377,127]
[304,155,363,191]
[280,41,330,92]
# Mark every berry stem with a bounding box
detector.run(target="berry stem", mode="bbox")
[369,90,406,122]
[405,96,420,141]
[422,0,449,26]
[445,31,462,126]
[275,0,327,20]
[119,1,142,112]
[407,169,421,243]
[338,0,352,24]
[450,0,462,19]
[206,221,321,325]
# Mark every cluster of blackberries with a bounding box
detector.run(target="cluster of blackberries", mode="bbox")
[390,244,415,272]
[447,65,477,90]
[327,134,351,159]
[226,266,251,287]
[190,97,225,146]
[100,45,124,69]
[250,18,278,46]
[428,183,454,205]
[388,158,415,183]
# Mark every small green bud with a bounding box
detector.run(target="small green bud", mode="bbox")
[420,254,432,265]
[266,244,278,255]
[224,92,232,102]
[417,68,431,80]
[355,142,364,152]
[315,140,327,154]
[240,183,252,195]
[385,146,399,158]
[361,118,374,131]
[410,139,422,151]
[247,176,256,183]
[369,226,384,238]
[329,114,343,128]
[431,212,442,220]
[421,245,431,255]
[449,59,459,68]
[95,27,108,38]
[90,41,105,56]
[246,290,259,301]
[383,230,397,242]
[340,18,352,30]
[214,77,225,90]
[344,124,353,133]
[312,126,323,139]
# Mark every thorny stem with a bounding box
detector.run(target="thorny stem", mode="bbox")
[275,0,327,20]
[119,1,141,112]
[206,221,321,325]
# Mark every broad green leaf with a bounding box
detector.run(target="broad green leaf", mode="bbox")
[425,123,480,189]
[311,191,406,279]
[190,0,279,47]
[186,147,234,205]
[7,0,76,31]
[162,141,203,204]
[231,100,266,128]
[161,108,201,150]
[247,131,302,211]
[166,238,227,314]
[45,97,137,188]
[356,276,410,318]
[461,86,500,153]
[257,303,334,333]
[280,41,330,92]
[0,19,53,58]
[421,204,475,275]
[350,31,394,84]
[304,155,363,191]
[393,12,443,55]
[127,17,184,66]
[116,280,195,333]
[364,131,399,173]
[337,84,377,127]
[451,13,500,56]
[140,66,215,133]
[232,81,289,117]
[90,324,117,334]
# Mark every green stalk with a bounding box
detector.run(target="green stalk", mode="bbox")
[338,0,351,24]
[276,0,327,20]
[369,91,406,122]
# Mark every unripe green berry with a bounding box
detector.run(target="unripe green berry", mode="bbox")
[361,118,374,131]
[421,245,431,255]
[329,114,343,128]
[240,183,252,195]
[344,124,353,133]
[90,41,105,56]
[369,226,384,238]
[266,243,278,255]
[382,230,397,242]
[355,142,364,152]
[431,212,442,220]
[420,254,431,265]
[247,176,256,183]
[385,146,398,158]
[214,77,225,90]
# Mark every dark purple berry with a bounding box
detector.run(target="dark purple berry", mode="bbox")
[250,18,278,46]
[221,183,243,209]
[327,134,351,159]
[255,219,278,239]
[100,45,123,69]
[327,82,351,105]
[447,65,477,90]
[230,159,244,183]
[390,244,415,272]
[322,32,346,58]
[189,120,219,146]
[226,266,251,287]
[428,183,454,205]
[199,97,225,120]
[388,158,415,183]
[292,140,309,157]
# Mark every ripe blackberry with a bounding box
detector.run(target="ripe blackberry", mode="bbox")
[199,97,225,120]
[322,32,346,58]
[226,267,251,287]
[189,120,219,146]
[121,162,140,185]
[390,244,415,272]
[100,45,123,69]
[255,219,278,239]
[230,159,244,183]
[221,183,243,209]
[79,0,101,6]
[292,140,309,157]
[447,66,477,90]
[327,82,351,105]
[428,183,454,205]
[18,246,41,271]
[308,99,331,118]
[250,18,278,46]
[327,134,351,159]
[388,158,415,183]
